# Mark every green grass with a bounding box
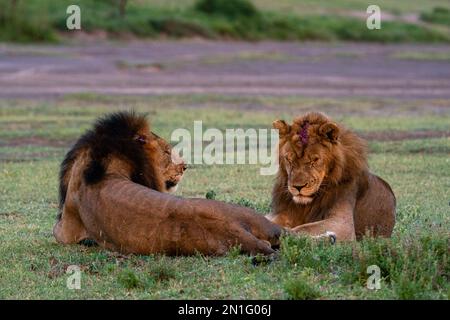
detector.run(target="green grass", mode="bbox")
[421,7,450,26]
[0,0,449,43]
[0,94,449,299]
[284,273,321,300]
[57,0,450,16]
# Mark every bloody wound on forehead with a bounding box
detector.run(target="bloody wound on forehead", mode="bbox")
[299,121,309,145]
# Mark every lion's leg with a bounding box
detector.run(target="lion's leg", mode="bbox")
[291,220,355,241]
[53,204,89,244]
[291,202,356,241]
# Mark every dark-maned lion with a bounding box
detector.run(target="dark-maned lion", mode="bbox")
[54,111,281,255]
[267,112,396,241]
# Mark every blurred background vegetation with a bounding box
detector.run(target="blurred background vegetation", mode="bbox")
[0,0,450,43]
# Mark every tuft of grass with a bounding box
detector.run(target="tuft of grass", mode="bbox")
[117,268,155,290]
[284,275,321,300]
[148,263,176,283]
[226,245,242,259]
[117,269,143,289]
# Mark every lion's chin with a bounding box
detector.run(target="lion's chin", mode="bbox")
[292,195,313,205]
[167,185,178,193]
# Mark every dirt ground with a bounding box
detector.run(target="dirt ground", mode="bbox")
[1,41,450,99]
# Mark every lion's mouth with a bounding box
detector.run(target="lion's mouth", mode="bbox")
[165,180,178,193]
[165,173,184,193]
[292,194,314,204]
[288,186,316,204]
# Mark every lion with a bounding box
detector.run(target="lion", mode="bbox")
[53,111,281,255]
[266,112,396,241]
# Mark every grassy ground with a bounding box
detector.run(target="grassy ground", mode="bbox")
[0,94,448,299]
[1,0,450,43]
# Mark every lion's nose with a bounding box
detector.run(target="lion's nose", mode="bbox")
[293,183,307,193]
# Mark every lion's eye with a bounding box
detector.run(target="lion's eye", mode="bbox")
[311,156,320,164]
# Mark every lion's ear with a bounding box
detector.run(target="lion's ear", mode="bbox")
[272,120,290,137]
[319,122,339,142]
[134,134,147,145]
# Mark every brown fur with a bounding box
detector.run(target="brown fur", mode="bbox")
[54,112,281,255]
[267,112,396,241]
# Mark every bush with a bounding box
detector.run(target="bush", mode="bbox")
[194,0,259,19]
[421,7,450,26]
[205,190,217,200]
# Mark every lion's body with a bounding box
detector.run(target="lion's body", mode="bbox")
[268,113,396,241]
[54,112,281,255]
[354,174,396,238]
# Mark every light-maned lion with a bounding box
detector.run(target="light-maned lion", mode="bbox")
[267,112,396,241]
[54,111,281,255]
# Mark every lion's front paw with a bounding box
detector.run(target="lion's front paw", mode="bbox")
[313,231,336,244]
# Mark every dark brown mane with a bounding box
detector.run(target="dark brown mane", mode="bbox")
[58,111,159,219]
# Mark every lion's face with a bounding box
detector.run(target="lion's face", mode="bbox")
[150,133,186,193]
[274,113,341,205]
[134,127,186,194]
[280,141,329,204]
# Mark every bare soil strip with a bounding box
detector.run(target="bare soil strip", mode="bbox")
[1,41,450,99]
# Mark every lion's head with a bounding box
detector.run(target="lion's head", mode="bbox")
[273,112,367,205]
[146,131,186,193]
[58,111,186,214]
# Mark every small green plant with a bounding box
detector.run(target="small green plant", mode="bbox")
[117,269,144,289]
[205,190,217,200]
[284,276,321,300]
